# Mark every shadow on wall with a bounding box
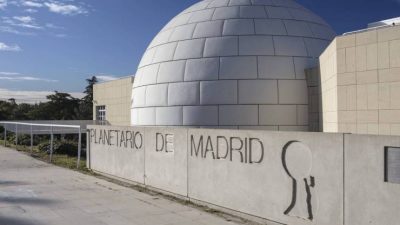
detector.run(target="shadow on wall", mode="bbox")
[0,216,39,225]
[0,196,57,205]
[305,67,323,132]
[0,180,30,187]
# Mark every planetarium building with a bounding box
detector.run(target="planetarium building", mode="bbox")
[130,0,335,131]
[93,0,400,136]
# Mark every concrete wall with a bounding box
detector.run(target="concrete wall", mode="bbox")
[88,126,145,184]
[319,25,400,135]
[93,77,133,126]
[87,125,400,225]
[345,134,400,225]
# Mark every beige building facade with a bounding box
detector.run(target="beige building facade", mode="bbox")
[93,77,133,126]
[319,25,400,135]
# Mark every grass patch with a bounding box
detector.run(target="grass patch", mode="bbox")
[1,139,88,172]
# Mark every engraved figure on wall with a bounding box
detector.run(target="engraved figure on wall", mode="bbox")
[282,141,316,221]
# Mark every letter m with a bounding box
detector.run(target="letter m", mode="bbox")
[191,135,203,157]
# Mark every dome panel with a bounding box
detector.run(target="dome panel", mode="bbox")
[207,0,229,8]
[182,0,212,14]
[251,0,274,6]
[219,105,259,126]
[238,80,278,104]
[213,6,240,20]
[148,29,173,48]
[200,80,238,105]
[156,107,183,126]
[193,20,224,38]
[223,19,255,35]
[173,39,205,60]
[273,36,308,56]
[157,60,186,83]
[138,47,156,67]
[153,42,177,63]
[284,20,314,37]
[258,56,295,79]
[204,36,238,57]
[219,56,258,79]
[239,6,268,18]
[183,106,218,126]
[273,0,304,8]
[265,6,292,19]
[184,58,219,81]
[145,84,168,107]
[238,36,274,55]
[168,82,200,106]
[132,0,336,130]
[136,64,159,86]
[188,8,215,23]
[169,23,196,42]
[229,0,252,6]
[254,19,287,35]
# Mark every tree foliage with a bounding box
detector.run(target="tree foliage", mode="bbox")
[0,77,97,121]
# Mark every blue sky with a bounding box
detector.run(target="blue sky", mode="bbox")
[0,0,399,102]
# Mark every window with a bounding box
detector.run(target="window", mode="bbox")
[96,106,106,121]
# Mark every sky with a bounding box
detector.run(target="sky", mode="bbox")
[0,0,399,103]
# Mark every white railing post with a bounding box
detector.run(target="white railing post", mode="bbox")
[77,128,82,169]
[86,130,91,169]
[30,125,33,153]
[15,124,18,149]
[49,126,54,162]
[4,126,6,147]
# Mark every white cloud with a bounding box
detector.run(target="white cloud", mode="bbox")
[24,8,38,13]
[13,16,34,23]
[0,88,85,104]
[0,71,20,75]
[3,16,42,29]
[96,75,118,82]
[0,26,35,35]
[45,23,63,29]
[0,76,57,82]
[22,1,43,8]
[17,23,42,29]
[44,2,87,15]
[0,42,21,51]
[53,33,67,38]
[0,0,7,10]
[0,71,57,82]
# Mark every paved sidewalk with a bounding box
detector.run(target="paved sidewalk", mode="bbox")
[0,147,241,225]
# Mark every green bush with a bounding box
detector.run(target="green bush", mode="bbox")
[38,140,80,157]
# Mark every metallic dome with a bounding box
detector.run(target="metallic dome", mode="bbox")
[131,0,335,130]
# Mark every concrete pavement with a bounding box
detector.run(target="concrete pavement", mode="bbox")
[0,146,244,225]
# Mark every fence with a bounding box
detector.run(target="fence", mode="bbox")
[0,121,92,168]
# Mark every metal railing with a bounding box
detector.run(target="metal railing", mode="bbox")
[0,121,83,169]
[343,23,398,36]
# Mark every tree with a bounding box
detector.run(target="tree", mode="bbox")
[14,103,35,120]
[0,77,98,121]
[0,100,18,120]
[78,76,98,120]
[83,76,97,103]
[45,92,80,120]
